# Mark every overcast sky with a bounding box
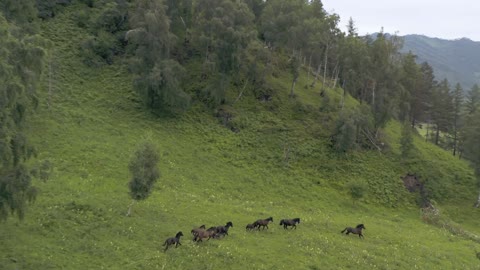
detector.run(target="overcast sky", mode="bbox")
[321,0,479,41]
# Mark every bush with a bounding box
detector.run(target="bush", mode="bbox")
[347,180,367,203]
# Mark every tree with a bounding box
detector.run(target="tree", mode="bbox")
[462,110,480,207]
[127,142,160,216]
[430,79,453,146]
[400,122,415,161]
[465,84,480,115]
[347,180,367,205]
[0,0,36,25]
[127,0,190,113]
[288,52,301,97]
[398,52,420,122]
[0,15,44,221]
[412,62,435,127]
[192,0,256,106]
[451,83,463,156]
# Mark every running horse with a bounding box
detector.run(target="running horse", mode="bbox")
[341,224,366,239]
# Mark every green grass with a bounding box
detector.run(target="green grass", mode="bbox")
[2,6,480,269]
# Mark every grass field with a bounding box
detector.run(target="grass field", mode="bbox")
[2,6,480,269]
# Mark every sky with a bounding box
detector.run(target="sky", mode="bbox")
[321,0,479,41]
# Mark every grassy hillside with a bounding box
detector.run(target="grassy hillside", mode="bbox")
[2,7,480,269]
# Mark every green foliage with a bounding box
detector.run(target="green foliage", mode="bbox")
[128,142,160,201]
[0,14,44,221]
[2,3,480,269]
[331,112,356,153]
[347,180,367,203]
[400,122,414,161]
[127,0,190,113]
[35,0,73,20]
[0,0,37,25]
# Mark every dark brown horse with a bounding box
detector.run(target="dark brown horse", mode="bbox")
[245,223,256,231]
[254,217,273,230]
[341,224,366,238]
[194,227,217,242]
[279,218,300,229]
[191,224,206,237]
[163,231,184,251]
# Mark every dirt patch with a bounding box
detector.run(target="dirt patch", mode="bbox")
[401,173,423,192]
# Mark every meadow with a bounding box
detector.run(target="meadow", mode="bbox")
[2,6,480,269]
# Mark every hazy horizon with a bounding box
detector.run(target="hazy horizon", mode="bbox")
[321,0,479,42]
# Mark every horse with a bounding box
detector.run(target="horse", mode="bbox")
[254,217,273,230]
[191,224,206,237]
[215,221,233,236]
[162,231,184,251]
[279,218,301,229]
[194,227,217,242]
[245,223,256,231]
[341,224,366,238]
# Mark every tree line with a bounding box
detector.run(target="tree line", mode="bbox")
[2,0,480,221]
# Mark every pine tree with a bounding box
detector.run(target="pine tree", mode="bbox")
[451,83,463,156]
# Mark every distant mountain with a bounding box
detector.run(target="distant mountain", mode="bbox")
[400,34,480,90]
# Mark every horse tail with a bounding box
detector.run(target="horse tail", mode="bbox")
[341,228,347,234]
[162,240,167,246]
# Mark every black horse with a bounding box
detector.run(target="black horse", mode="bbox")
[279,218,301,229]
[254,217,273,230]
[341,224,366,238]
[215,221,233,236]
[245,223,256,231]
[163,231,184,251]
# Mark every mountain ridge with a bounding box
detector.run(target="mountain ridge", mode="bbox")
[400,34,480,90]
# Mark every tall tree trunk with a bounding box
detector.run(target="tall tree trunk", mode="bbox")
[435,125,440,145]
[371,81,376,106]
[306,54,312,84]
[321,43,329,94]
[425,122,430,142]
[290,77,298,97]
[126,199,135,217]
[341,79,346,110]
[233,79,248,105]
[332,62,340,89]
[453,130,458,156]
[474,190,480,208]
[311,63,322,88]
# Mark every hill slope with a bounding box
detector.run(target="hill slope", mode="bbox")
[401,34,480,89]
[2,6,480,270]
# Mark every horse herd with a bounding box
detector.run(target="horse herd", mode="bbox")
[163,217,365,251]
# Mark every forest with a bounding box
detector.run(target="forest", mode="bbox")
[2,0,480,269]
